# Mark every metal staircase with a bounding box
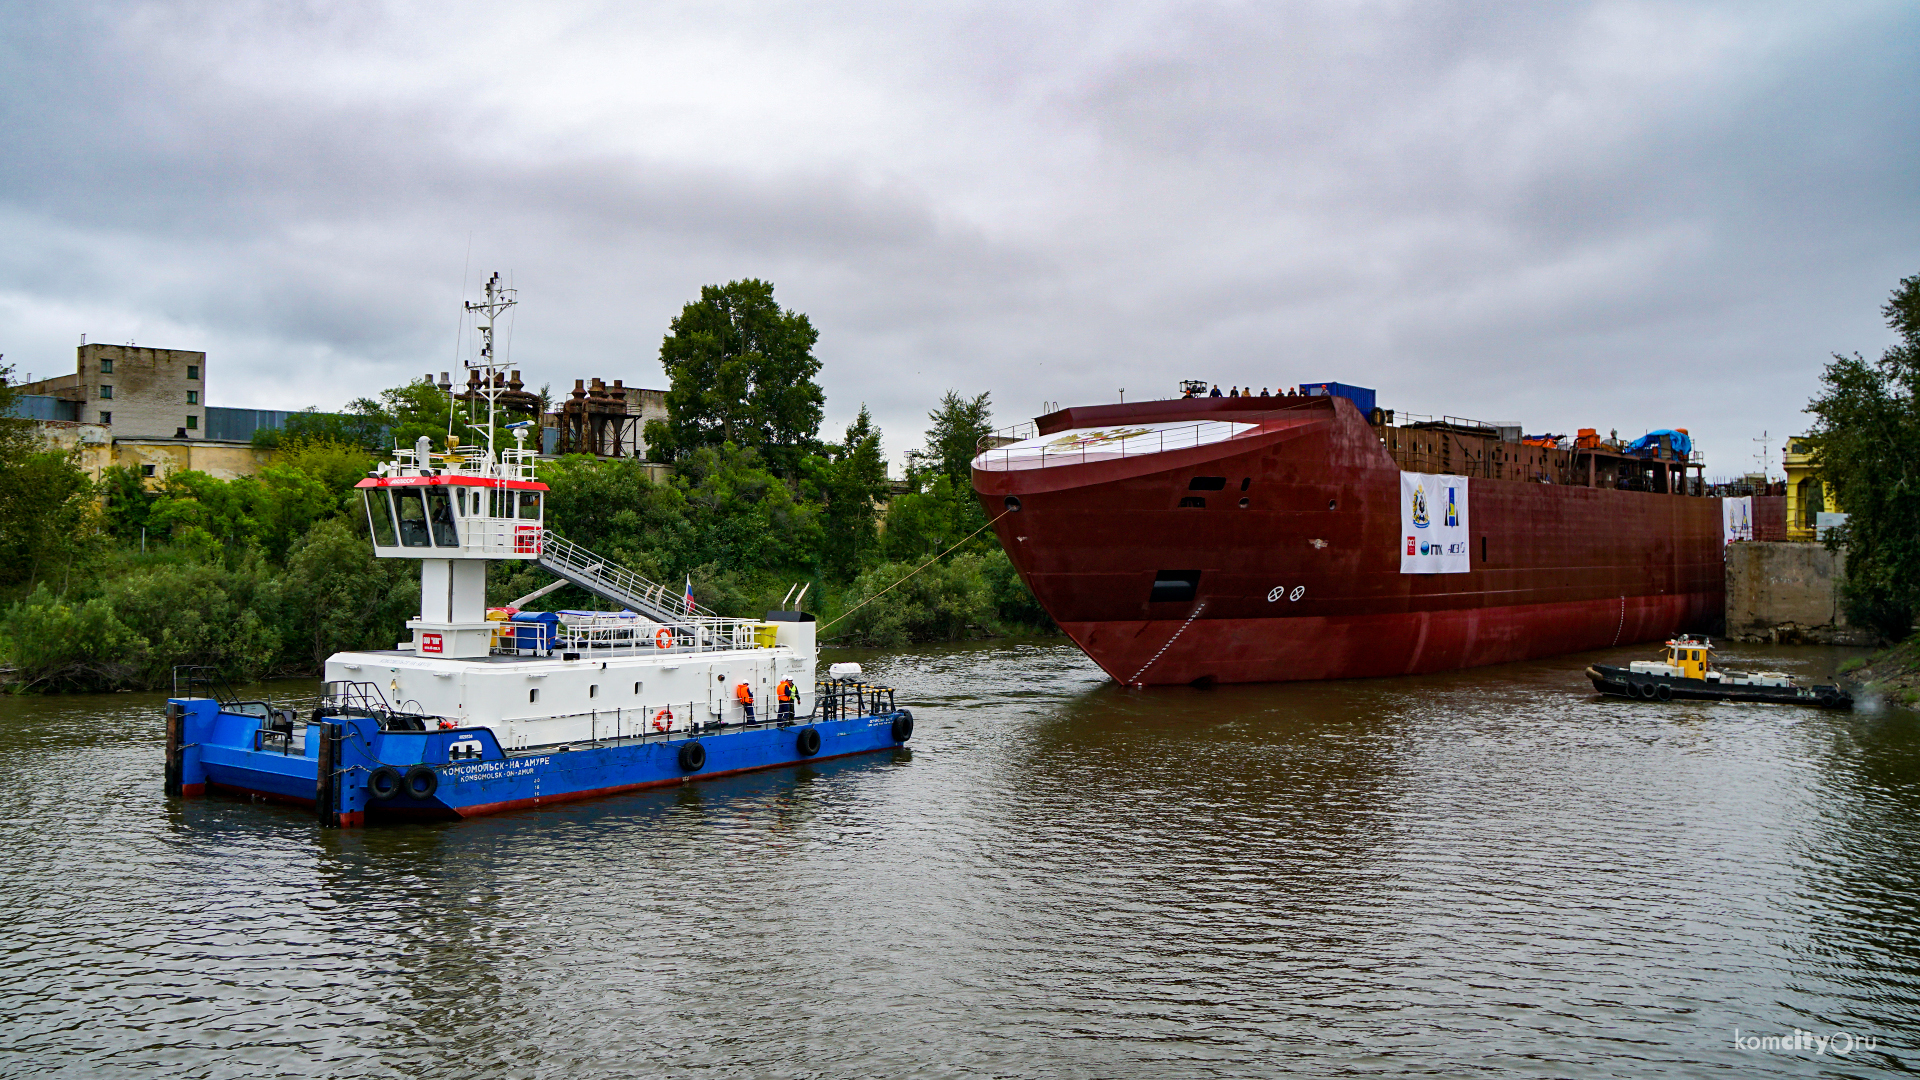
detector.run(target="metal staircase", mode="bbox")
[535,530,715,625]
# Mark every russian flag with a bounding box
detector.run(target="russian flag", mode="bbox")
[684,575,695,614]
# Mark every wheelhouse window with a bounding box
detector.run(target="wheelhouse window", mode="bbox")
[394,488,431,547]
[364,489,399,547]
[425,488,459,547]
[518,491,542,520]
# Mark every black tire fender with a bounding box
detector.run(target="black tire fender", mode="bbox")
[403,765,438,800]
[795,727,821,757]
[891,710,914,744]
[678,740,706,772]
[1655,682,1672,701]
[367,765,403,801]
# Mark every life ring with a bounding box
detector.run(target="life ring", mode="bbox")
[678,740,706,772]
[656,627,673,649]
[652,708,674,732]
[403,765,438,799]
[1655,682,1672,701]
[367,765,403,801]
[795,727,821,757]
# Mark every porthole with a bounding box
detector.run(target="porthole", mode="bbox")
[1238,498,1250,509]
[633,681,642,695]
[1328,499,1338,510]
[1004,496,1021,512]
[529,688,540,703]
[589,684,598,698]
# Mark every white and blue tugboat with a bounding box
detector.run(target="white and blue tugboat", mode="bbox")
[163,276,911,825]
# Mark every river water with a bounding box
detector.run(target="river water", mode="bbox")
[2,640,1916,1077]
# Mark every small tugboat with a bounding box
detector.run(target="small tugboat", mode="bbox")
[163,275,912,825]
[1585,634,1852,709]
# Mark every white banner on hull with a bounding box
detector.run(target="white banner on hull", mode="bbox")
[1400,472,1470,574]
[1723,495,1754,543]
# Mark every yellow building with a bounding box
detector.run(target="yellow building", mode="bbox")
[36,422,271,486]
[1783,435,1831,541]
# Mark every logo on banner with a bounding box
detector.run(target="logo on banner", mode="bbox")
[1411,484,1430,528]
[1445,486,1459,527]
[1406,536,1416,555]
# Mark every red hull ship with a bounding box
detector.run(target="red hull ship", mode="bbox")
[971,390,1724,686]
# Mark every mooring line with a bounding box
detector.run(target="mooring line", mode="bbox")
[1612,594,1625,647]
[1128,601,1207,686]
[819,508,1013,637]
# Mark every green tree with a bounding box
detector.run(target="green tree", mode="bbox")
[1807,272,1920,640]
[916,389,994,488]
[815,406,888,579]
[277,515,420,669]
[0,364,100,589]
[647,279,825,476]
[99,464,155,546]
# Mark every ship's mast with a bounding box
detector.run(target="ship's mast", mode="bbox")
[463,272,517,461]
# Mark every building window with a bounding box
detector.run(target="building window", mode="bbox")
[141,464,154,477]
[187,365,199,380]
[100,359,113,374]
[99,411,111,425]
[99,385,113,399]
[186,390,198,404]
[185,415,197,430]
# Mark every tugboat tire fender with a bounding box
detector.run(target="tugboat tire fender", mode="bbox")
[795,726,821,757]
[678,740,706,772]
[891,710,914,743]
[368,765,403,801]
[1655,682,1672,701]
[403,765,438,800]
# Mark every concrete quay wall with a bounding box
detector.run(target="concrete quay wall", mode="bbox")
[1724,541,1872,645]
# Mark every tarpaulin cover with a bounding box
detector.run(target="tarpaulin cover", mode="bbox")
[1626,429,1693,457]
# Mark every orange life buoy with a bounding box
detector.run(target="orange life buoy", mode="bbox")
[652,708,673,732]
[656,627,673,649]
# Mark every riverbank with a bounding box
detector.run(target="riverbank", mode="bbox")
[1841,635,1920,705]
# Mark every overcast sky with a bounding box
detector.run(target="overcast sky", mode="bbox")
[3,1,1916,476]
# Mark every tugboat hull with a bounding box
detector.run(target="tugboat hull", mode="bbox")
[1585,664,1852,709]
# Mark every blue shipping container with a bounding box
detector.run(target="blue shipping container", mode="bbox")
[1297,382,1377,415]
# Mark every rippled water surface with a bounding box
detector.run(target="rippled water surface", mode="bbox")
[3,640,1919,1077]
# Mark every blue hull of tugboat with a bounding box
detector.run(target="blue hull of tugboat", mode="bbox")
[165,699,911,826]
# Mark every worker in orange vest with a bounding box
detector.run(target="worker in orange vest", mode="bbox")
[735,681,755,723]
[776,678,796,722]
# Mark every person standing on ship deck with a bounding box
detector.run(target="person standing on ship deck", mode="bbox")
[777,678,796,722]
[1209,384,1222,397]
[1260,387,1271,397]
[735,682,755,723]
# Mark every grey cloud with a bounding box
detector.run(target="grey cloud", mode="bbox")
[1,0,1916,467]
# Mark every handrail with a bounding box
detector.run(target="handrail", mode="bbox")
[971,419,1255,473]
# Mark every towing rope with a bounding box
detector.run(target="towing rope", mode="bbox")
[819,508,1013,637]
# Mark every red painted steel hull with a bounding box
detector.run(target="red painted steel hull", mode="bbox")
[973,396,1724,686]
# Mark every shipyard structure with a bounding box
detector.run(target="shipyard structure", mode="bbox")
[971,386,1724,686]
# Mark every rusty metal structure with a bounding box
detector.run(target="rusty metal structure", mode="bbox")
[553,378,641,457]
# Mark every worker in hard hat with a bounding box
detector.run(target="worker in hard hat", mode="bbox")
[735,681,755,723]
[777,678,797,722]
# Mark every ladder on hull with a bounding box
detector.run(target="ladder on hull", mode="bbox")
[534,530,714,625]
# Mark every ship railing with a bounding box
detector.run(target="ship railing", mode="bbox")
[970,419,1255,472]
[488,696,833,748]
[815,677,896,722]
[491,614,766,657]
[537,530,718,624]
[381,445,541,484]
